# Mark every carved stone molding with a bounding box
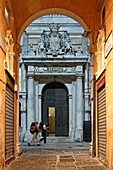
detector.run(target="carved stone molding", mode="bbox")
[29,23,74,57]
[35,66,76,73]
[96,28,105,76]
[5,29,15,77]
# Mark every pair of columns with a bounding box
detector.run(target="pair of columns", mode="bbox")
[20,65,42,141]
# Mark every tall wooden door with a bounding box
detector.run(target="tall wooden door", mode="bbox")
[42,82,69,136]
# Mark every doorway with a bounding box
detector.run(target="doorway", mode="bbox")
[42,82,69,136]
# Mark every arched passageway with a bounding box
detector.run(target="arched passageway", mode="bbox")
[19,14,91,143]
[2,0,113,169]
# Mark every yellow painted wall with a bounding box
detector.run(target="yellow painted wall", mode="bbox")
[0,0,19,168]
[0,1,8,168]
[93,1,113,169]
[104,1,113,169]
[106,51,113,170]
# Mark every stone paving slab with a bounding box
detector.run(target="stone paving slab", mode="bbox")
[5,142,107,170]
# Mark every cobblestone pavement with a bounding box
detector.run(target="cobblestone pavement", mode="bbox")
[5,142,108,170]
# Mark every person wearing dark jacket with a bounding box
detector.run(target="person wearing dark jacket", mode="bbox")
[40,122,49,144]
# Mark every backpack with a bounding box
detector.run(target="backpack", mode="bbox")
[39,122,43,130]
[30,122,36,134]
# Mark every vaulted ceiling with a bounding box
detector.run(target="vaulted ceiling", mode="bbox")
[11,0,100,41]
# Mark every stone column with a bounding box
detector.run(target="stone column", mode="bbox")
[75,75,83,142]
[21,94,26,141]
[27,66,35,130]
[72,81,76,139]
[84,63,90,121]
[21,62,26,92]
[68,94,72,138]
[38,94,42,123]
[35,81,39,121]
[20,62,27,141]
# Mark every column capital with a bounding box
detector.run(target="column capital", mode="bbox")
[27,73,35,78]
[76,73,84,78]
[75,70,84,78]
[68,94,72,99]
[27,66,35,77]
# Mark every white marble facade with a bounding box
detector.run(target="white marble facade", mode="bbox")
[19,15,91,142]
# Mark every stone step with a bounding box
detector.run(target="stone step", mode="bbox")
[45,136,73,143]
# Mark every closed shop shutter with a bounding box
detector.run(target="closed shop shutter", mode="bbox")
[98,86,106,161]
[5,85,14,161]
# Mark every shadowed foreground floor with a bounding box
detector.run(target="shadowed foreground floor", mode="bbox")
[5,142,107,170]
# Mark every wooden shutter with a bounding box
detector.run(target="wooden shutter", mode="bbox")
[5,85,14,161]
[98,87,106,161]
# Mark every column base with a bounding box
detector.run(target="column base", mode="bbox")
[20,130,26,142]
[69,130,75,142]
[89,142,95,157]
[24,130,32,142]
[16,142,22,157]
[74,129,83,142]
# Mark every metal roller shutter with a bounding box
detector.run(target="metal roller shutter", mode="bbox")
[98,87,106,161]
[5,85,14,161]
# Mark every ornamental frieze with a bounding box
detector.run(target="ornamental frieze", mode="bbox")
[35,66,76,73]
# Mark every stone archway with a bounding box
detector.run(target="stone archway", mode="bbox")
[19,13,91,142]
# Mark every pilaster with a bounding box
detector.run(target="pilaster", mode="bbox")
[68,94,73,138]
[21,62,26,92]
[75,73,83,142]
[84,63,90,121]
[20,94,27,141]
[27,66,35,129]
[20,62,27,141]
[72,81,76,139]
[38,94,42,123]
[35,81,39,121]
